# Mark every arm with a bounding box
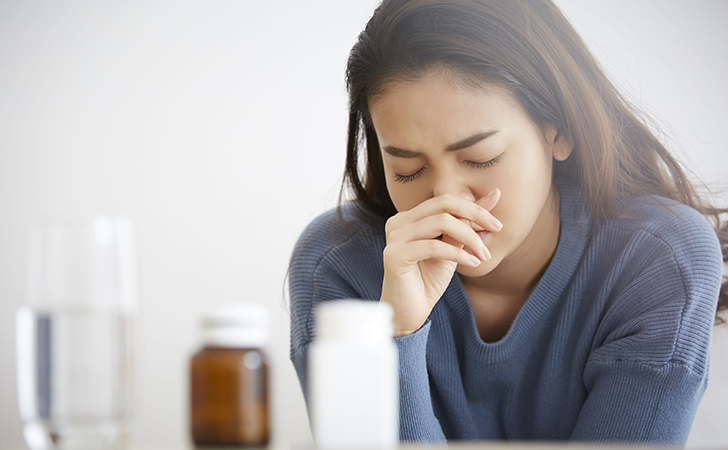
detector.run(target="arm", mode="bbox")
[572,360,704,444]
[291,192,501,442]
[394,321,447,442]
[571,217,723,445]
[288,210,448,442]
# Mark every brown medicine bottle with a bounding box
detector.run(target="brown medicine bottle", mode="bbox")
[190,304,270,446]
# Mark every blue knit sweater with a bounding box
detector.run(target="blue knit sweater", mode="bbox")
[289,182,723,445]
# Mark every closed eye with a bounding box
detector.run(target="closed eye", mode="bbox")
[464,153,502,169]
[394,167,426,183]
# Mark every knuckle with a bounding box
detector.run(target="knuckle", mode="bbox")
[436,213,450,227]
[384,215,398,234]
[388,228,403,243]
[382,246,397,266]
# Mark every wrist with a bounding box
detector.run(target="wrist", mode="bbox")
[379,297,421,338]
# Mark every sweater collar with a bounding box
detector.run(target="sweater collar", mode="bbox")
[444,181,594,359]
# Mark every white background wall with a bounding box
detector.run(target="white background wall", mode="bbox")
[1,1,726,448]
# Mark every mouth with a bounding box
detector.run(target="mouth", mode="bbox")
[471,220,489,239]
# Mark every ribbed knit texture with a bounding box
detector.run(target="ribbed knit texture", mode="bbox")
[289,183,723,445]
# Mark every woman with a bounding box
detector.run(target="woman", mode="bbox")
[289,0,727,444]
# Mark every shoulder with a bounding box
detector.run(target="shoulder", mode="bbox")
[289,203,388,350]
[585,195,722,371]
[291,202,387,274]
[596,195,722,287]
[289,201,388,298]
[609,195,718,250]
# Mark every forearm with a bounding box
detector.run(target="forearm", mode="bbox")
[395,321,447,442]
[571,360,706,445]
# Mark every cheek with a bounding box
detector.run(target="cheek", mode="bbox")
[387,184,428,212]
[500,144,553,193]
[489,150,552,224]
[385,176,421,212]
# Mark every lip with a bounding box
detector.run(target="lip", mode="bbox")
[476,230,489,239]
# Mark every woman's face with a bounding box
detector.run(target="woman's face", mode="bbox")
[368,71,572,279]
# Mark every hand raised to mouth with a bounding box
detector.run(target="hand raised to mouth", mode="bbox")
[379,188,503,337]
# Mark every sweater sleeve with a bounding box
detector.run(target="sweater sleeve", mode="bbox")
[570,212,723,445]
[394,321,447,442]
[289,209,446,442]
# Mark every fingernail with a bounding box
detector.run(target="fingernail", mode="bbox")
[482,245,491,261]
[469,255,482,266]
[490,217,503,231]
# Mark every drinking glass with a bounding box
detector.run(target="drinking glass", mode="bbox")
[16,216,139,450]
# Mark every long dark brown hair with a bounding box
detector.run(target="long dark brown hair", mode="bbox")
[339,0,728,322]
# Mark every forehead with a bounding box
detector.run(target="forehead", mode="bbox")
[368,69,512,111]
[367,71,527,145]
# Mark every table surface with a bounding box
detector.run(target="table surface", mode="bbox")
[0,444,677,450]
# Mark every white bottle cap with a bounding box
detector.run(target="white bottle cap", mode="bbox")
[315,300,393,342]
[201,303,269,348]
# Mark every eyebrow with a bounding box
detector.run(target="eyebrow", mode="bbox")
[382,130,500,158]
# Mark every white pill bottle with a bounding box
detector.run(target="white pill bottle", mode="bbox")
[309,300,399,449]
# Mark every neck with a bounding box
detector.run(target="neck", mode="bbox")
[462,185,562,299]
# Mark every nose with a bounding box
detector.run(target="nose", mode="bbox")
[431,168,475,202]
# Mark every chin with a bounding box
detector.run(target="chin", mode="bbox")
[456,258,497,279]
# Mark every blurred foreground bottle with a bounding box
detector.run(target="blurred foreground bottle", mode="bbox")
[309,300,398,449]
[190,304,270,446]
[16,216,139,450]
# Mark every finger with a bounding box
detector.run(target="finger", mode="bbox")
[442,217,469,249]
[389,213,489,261]
[395,194,502,232]
[393,239,483,268]
[473,190,503,231]
[477,188,501,211]
[442,232,491,261]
